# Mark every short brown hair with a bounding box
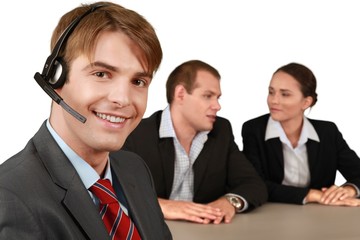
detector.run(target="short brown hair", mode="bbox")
[51,1,162,78]
[166,60,220,104]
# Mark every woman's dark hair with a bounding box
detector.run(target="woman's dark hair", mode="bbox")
[274,62,318,107]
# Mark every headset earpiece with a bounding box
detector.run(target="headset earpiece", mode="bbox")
[37,3,105,88]
[48,57,68,89]
[33,3,106,123]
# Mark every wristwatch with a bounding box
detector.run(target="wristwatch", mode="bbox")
[226,195,244,212]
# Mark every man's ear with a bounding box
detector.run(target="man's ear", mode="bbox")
[174,85,186,102]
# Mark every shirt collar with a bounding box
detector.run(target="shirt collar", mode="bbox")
[46,119,112,189]
[265,116,320,144]
[159,105,209,140]
[159,105,177,138]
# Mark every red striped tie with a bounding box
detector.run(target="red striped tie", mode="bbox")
[90,179,141,240]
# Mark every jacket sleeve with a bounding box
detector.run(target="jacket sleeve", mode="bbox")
[225,120,268,209]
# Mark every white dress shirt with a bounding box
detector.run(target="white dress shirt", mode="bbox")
[265,116,319,188]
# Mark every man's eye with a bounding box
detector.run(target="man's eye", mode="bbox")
[94,72,108,78]
[133,79,147,87]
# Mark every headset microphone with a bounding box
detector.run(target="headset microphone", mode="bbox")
[33,4,105,124]
[34,72,87,123]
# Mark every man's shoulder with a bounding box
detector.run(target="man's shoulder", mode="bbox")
[111,149,142,162]
[210,116,234,136]
[213,116,231,126]
[0,141,37,177]
[111,150,152,181]
[135,110,162,129]
[0,141,47,198]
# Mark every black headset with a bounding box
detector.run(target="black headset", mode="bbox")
[34,4,105,123]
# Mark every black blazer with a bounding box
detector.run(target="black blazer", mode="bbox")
[0,122,172,240]
[241,114,360,204]
[115,110,267,209]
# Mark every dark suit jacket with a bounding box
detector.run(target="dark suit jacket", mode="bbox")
[115,110,267,209]
[241,114,360,204]
[0,122,172,240]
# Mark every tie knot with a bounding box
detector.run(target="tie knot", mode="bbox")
[90,179,118,204]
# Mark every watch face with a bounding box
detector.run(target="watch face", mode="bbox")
[229,196,242,209]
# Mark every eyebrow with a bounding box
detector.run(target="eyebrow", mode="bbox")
[82,61,118,72]
[269,86,292,92]
[204,90,222,98]
[82,61,153,79]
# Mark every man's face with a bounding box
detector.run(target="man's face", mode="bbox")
[182,70,221,132]
[51,31,151,159]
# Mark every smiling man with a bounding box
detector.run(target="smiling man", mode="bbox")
[0,2,172,239]
[114,60,267,224]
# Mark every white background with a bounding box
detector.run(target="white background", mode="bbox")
[1,1,359,184]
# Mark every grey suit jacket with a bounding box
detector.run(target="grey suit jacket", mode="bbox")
[0,122,172,240]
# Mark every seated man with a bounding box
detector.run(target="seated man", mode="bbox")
[112,59,267,224]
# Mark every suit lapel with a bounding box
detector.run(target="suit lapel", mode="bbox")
[266,136,320,183]
[158,135,214,197]
[110,157,147,238]
[63,180,110,239]
[33,123,110,240]
[267,138,284,169]
[192,137,214,196]
[159,138,176,197]
[306,139,319,180]
[265,138,286,182]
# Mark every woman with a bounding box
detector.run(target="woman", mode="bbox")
[241,62,360,206]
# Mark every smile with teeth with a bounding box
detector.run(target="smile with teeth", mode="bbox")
[96,112,126,123]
